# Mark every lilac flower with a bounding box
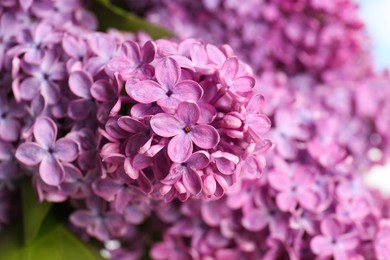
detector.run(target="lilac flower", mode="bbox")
[0,95,26,141]
[127,57,203,113]
[84,32,116,76]
[218,57,255,101]
[161,151,210,196]
[0,140,21,182]
[117,116,153,156]
[68,70,95,120]
[90,79,122,123]
[311,217,359,259]
[16,50,66,105]
[8,22,62,64]
[15,117,78,185]
[243,94,271,142]
[268,159,318,212]
[106,40,156,80]
[59,164,95,199]
[70,197,126,241]
[151,101,220,163]
[375,220,390,260]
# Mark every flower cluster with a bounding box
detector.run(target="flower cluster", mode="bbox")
[0,0,272,243]
[1,0,390,260]
[101,39,271,202]
[0,0,97,230]
[122,0,390,170]
[123,0,371,78]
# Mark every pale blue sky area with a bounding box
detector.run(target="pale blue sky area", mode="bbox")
[357,0,390,70]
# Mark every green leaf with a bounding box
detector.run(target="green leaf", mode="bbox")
[91,0,173,39]
[21,178,52,245]
[0,222,104,260]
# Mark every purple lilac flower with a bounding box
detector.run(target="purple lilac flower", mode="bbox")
[1,1,390,260]
[70,197,126,241]
[102,38,271,201]
[310,217,359,259]
[15,117,79,185]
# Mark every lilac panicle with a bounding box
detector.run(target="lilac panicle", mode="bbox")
[102,38,271,201]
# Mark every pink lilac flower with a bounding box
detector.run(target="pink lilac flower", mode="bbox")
[150,101,219,163]
[311,217,359,259]
[375,220,390,260]
[1,1,390,260]
[127,57,203,113]
[15,50,66,105]
[15,117,79,185]
[70,197,126,241]
[268,159,318,212]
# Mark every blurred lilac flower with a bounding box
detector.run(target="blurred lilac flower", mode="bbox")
[15,117,78,185]
[16,50,65,105]
[70,197,126,241]
[106,40,155,80]
[311,217,359,259]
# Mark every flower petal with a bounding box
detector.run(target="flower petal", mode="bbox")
[19,77,40,101]
[68,99,93,120]
[127,80,166,104]
[150,113,183,137]
[233,76,255,92]
[182,169,202,195]
[39,155,65,186]
[93,178,120,201]
[120,40,141,64]
[187,151,210,169]
[0,118,20,142]
[172,80,203,102]
[91,80,116,102]
[70,210,96,228]
[15,142,46,165]
[246,94,265,114]
[34,117,57,149]
[310,236,333,257]
[168,133,193,163]
[219,57,238,83]
[155,57,180,89]
[141,40,156,64]
[191,125,220,149]
[176,101,200,125]
[53,138,79,162]
[242,209,268,231]
[117,116,145,133]
[276,191,297,212]
[247,114,271,139]
[41,81,60,105]
[69,70,92,99]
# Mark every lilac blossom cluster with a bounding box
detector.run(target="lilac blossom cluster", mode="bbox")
[123,0,372,78]
[0,0,97,229]
[94,68,390,259]
[0,0,272,241]
[1,0,390,260]
[69,38,272,241]
[122,0,390,169]
[100,38,271,202]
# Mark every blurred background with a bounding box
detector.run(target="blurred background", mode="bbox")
[357,0,390,70]
[358,0,390,196]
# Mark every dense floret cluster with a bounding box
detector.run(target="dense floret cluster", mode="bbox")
[0,0,390,259]
[122,0,372,79]
[0,0,272,238]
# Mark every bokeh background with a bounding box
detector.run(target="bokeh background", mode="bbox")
[358,0,390,196]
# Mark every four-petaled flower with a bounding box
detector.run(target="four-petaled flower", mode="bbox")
[127,57,203,113]
[150,101,220,163]
[15,117,79,185]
